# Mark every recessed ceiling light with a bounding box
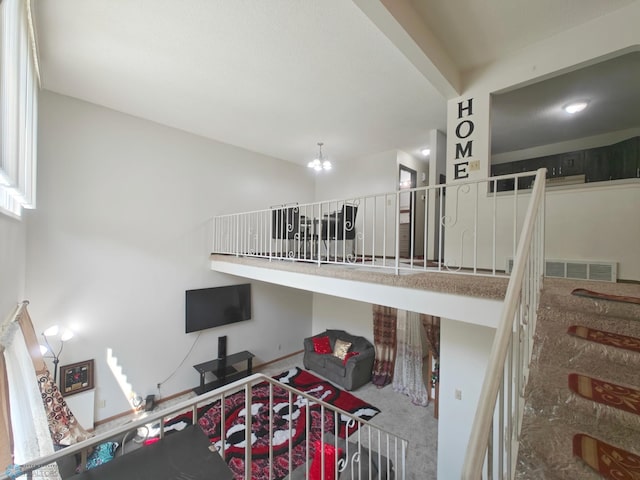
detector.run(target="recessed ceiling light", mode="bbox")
[564,101,589,114]
[421,148,431,157]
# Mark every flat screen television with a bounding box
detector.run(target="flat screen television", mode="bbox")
[185,284,252,333]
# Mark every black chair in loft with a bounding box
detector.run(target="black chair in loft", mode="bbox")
[321,202,359,259]
[271,204,299,254]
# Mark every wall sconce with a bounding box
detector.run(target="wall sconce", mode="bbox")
[40,325,74,384]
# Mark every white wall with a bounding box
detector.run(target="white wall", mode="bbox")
[26,92,315,421]
[0,214,26,323]
[437,318,495,480]
[312,294,374,342]
[314,150,398,201]
[545,182,640,280]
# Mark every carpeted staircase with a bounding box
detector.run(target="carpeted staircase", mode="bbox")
[516,278,640,479]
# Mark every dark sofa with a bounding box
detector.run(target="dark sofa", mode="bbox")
[303,329,375,391]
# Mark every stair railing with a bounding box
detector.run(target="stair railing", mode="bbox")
[461,168,547,479]
[1,373,407,480]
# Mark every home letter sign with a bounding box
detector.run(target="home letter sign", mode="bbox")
[453,98,474,180]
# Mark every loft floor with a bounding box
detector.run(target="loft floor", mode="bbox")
[210,254,509,327]
[210,254,508,299]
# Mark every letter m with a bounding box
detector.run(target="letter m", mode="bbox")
[455,140,473,159]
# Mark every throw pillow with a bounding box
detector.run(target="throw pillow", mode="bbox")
[313,335,332,354]
[332,338,352,360]
[309,440,343,480]
[76,441,119,472]
[343,350,359,365]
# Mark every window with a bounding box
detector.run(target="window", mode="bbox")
[0,0,39,218]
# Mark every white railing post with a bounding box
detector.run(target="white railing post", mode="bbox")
[394,191,400,274]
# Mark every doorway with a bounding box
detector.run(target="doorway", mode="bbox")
[399,165,416,258]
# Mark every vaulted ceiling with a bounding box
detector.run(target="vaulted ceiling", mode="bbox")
[32,0,639,167]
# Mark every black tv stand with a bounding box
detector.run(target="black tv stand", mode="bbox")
[192,351,255,395]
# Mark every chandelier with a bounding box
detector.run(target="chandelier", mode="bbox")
[307,142,332,172]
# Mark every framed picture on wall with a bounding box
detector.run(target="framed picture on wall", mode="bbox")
[60,359,94,396]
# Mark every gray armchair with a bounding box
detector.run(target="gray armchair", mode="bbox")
[303,329,375,391]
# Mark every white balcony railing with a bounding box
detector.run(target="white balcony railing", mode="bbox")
[461,168,546,479]
[1,373,407,480]
[212,170,544,277]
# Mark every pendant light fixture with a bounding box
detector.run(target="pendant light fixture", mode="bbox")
[307,142,332,172]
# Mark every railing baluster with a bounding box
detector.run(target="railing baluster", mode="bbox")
[507,332,514,477]
[492,178,497,275]
[474,181,479,274]
[394,192,400,274]
[438,185,444,272]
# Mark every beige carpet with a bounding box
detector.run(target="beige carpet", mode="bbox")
[516,278,640,479]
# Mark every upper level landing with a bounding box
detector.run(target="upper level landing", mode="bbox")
[210,254,507,328]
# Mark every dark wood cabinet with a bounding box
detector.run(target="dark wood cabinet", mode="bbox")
[491,136,639,191]
[585,146,611,183]
[556,151,584,177]
[612,136,639,180]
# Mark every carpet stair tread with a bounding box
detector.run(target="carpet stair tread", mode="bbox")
[573,433,640,480]
[537,305,640,338]
[538,278,640,321]
[567,325,640,354]
[532,326,640,383]
[571,288,640,305]
[517,420,614,480]
[518,414,640,478]
[524,364,640,434]
[569,373,640,419]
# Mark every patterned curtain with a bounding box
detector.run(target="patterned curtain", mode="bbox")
[421,314,440,360]
[18,308,92,447]
[371,305,397,387]
[393,310,429,406]
[421,314,441,396]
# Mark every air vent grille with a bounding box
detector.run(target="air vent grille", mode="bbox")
[545,261,565,278]
[505,258,617,282]
[566,262,588,279]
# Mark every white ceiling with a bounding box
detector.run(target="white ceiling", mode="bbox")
[32,0,639,167]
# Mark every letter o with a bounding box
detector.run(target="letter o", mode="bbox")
[456,120,474,139]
